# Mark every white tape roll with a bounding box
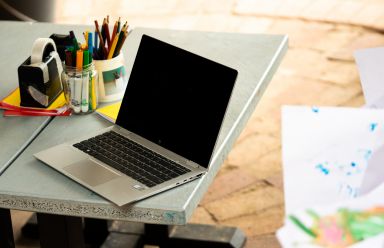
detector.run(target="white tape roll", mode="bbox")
[31,38,57,64]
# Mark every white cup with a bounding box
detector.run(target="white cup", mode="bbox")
[93,53,128,102]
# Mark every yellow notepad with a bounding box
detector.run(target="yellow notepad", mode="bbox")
[1,88,67,110]
[96,102,121,123]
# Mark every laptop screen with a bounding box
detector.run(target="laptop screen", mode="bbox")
[116,35,238,168]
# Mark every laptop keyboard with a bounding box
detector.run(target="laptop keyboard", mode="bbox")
[73,131,191,188]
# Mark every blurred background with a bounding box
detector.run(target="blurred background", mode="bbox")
[1,0,384,247]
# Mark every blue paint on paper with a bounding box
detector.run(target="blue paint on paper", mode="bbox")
[311,106,319,113]
[339,183,358,198]
[364,150,372,160]
[316,164,329,175]
[351,162,356,167]
[370,123,378,131]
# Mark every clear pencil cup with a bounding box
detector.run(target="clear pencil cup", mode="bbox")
[62,63,98,114]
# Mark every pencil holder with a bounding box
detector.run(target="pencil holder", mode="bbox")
[62,63,98,114]
[93,53,127,102]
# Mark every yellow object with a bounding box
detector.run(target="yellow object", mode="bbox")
[90,75,97,110]
[85,31,88,45]
[96,101,121,123]
[76,50,83,70]
[1,88,67,110]
[80,44,87,50]
[107,34,119,59]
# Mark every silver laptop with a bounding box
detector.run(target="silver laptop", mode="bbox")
[35,34,238,206]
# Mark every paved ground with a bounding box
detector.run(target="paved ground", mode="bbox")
[10,0,384,247]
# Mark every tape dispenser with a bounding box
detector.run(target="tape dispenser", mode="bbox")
[18,38,64,108]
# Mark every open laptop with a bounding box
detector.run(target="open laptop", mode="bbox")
[34,34,238,206]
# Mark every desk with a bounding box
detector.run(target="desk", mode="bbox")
[0,21,287,248]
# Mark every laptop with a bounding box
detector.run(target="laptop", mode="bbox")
[34,34,238,206]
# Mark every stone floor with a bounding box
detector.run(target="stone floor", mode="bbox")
[10,0,384,247]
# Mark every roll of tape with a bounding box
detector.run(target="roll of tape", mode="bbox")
[31,38,57,64]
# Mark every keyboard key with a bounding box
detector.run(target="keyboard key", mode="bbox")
[73,131,189,188]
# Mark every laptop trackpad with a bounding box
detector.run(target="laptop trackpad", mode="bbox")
[64,160,120,187]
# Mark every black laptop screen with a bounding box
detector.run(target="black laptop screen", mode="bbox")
[116,35,237,168]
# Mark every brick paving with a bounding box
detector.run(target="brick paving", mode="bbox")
[10,0,384,247]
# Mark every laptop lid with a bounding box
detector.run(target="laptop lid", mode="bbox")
[116,35,238,168]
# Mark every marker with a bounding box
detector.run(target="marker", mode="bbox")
[65,47,75,109]
[84,31,89,47]
[89,70,97,110]
[69,30,79,51]
[288,215,317,238]
[73,50,83,113]
[83,50,89,66]
[76,50,83,70]
[88,32,93,62]
[65,49,73,66]
[81,52,90,113]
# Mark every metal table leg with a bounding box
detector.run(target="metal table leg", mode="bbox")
[0,208,15,248]
[83,218,109,248]
[23,214,109,247]
[104,221,246,248]
[146,223,246,248]
[36,213,85,248]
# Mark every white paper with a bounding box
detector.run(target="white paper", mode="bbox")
[282,106,384,214]
[354,47,384,108]
[359,144,384,196]
[277,182,384,248]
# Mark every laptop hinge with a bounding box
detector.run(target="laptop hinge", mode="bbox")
[186,160,199,169]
